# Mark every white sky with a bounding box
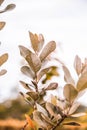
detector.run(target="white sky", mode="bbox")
[0,0,87,103]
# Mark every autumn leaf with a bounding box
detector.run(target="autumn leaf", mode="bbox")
[25,114,36,130]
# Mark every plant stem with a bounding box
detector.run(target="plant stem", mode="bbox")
[52,114,67,130]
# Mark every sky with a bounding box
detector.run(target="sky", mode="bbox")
[0,0,87,103]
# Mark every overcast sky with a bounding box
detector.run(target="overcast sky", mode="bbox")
[0,0,87,103]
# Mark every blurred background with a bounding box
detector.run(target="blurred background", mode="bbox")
[0,0,87,119]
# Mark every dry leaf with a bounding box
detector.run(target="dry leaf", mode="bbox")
[39,41,56,62]
[0,53,8,66]
[0,0,4,5]
[0,22,5,30]
[63,84,78,102]
[63,65,75,85]
[45,82,58,91]
[0,69,7,76]
[26,52,41,73]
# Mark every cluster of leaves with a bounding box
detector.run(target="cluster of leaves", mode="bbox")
[0,0,16,75]
[19,32,87,130]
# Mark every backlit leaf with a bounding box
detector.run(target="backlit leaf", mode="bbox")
[69,102,80,115]
[74,55,82,75]
[39,41,56,62]
[0,69,7,76]
[0,53,8,66]
[25,114,36,130]
[21,66,35,78]
[26,52,41,73]
[45,82,58,91]
[76,72,87,91]
[0,22,5,30]
[63,65,75,85]
[63,84,78,102]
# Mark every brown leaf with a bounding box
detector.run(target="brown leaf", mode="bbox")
[19,45,31,58]
[21,66,35,78]
[46,102,63,118]
[26,92,38,100]
[4,4,16,12]
[63,65,75,85]
[37,67,53,82]
[0,53,8,66]
[63,84,78,102]
[19,80,32,90]
[0,0,4,5]
[76,71,87,91]
[63,122,80,126]
[39,41,56,62]
[74,55,82,75]
[0,69,7,76]
[0,22,6,30]
[69,102,80,115]
[45,82,58,91]
[26,52,41,73]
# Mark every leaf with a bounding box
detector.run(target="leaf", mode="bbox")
[63,84,78,102]
[39,41,56,62]
[51,95,58,105]
[19,45,31,58]
[76,71,87,91]
[0,22,6,30]
[21,66,35,78]
[29,32,44,52]
[74,55,82,75]
[71,105,87,114]
[46,102,63,118]
[36,103,48,116]
[26,52,41,73]
[0,69,7,76]
[63,122,80,126]
[0,0,4,5]
[26,92,38,101]
[70,113,86,117]
[0,53,8,66]
[45,82,58,91]
[69,102,80,115]
[4,4,16,12]
[19,80,32,90]
[25,114,36,130]
[63,65,75,85]
[33,111,53,129]
[37,67,51,82]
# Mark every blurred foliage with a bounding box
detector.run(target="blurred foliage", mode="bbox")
[0,97,30,120]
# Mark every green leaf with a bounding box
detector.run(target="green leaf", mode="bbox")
[19,45,31,58]
[0,53,8,66]
[63,65,75,85]
[74,55,82,75]
[63,84,78,102]
[26,52,41,73]
[21,66,35,78]
[63,122,80,126]
[39,41,56,62]
[76,72,87,91]
[0,22,6,30]
[45,82,58,91]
